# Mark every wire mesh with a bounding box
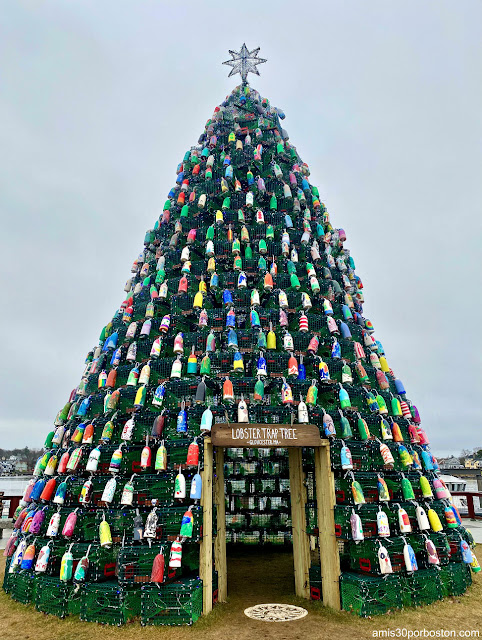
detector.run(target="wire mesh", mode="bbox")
[340,571,405,617]
[439,561,472,597]
[7,570,36,604]
[79,581,140,625]
[34,575,75,618]
[140,577,203,626]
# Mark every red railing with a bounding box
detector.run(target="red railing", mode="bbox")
[452,491,482,520]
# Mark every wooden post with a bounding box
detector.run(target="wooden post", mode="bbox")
[199,437,213,615]
[288,447,311,599]
[314,444,341,610]
[214,446,227,602]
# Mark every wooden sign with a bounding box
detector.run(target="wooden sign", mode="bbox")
[211,423,326,448]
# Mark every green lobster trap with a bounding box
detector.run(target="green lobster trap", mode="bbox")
[124,408,173,442]
[334,503,381,539]
[68,583,84,616]
[260,495,289,511]
[32,539,116,581]
[115,386,139,414]
[70,542,117,582]
[382,474,418,502]
[366,440,408,472]
[225,512,248,530]
[330,440,372,472]
[88,474,124,506]
[446,526,473,563]
[347,535,408,575]
[117,546,163,584]
[384,502,418,536]
[439,561,472,597]
[71,509,99,542]
[335,472,379,505]
[249,512,280,528]
[234,530,261,544]
[166,439,205,470]
[121,505,204,542]
[34,574,75,618]
[141,577,203,626]
[117,544,198,585]
[246,404,293,425]
[261,457,290,476]
[309,564,322,600]
[340,571,405,617]
[80,581,141,625]
[2,558,11,592]
[305,502,318,535]
[405,567,443,606]
[63,475,89,505]
[291,331,313,354]
[7,569,36,604]
[253,477,277,494]
[261,529,289,545]
[149,357,179,382]
[38,506,98,543]
[226,478,249,495]
[92,508,142,543]
[129,472,177,507]
[430,531,451,566]
[225,446,250,460]
[230,460,259,476]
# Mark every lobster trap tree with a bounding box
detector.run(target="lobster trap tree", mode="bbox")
[3,45,478,624]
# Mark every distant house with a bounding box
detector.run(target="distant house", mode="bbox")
[439,456,462,469]
[464,458,482,469]
[0,460,15,475]
[0,455,29,475]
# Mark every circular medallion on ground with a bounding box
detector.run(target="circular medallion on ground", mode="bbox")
[244,603,308,622]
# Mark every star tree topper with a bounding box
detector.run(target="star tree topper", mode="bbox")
[223,44,267,84]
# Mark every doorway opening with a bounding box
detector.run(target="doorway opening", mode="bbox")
[198,423,341,615]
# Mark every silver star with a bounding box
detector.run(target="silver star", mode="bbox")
[223,43,267,84]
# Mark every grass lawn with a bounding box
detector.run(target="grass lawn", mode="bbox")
[1,546,481,640]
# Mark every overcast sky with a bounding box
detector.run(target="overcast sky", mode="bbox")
[1,1,481,456]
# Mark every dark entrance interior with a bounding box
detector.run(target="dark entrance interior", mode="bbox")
[199,432,340,615]
[226,546,296,606]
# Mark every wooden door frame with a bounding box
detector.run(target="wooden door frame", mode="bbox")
[199,428,341,614]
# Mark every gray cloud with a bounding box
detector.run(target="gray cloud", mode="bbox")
[0,1,481,456]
